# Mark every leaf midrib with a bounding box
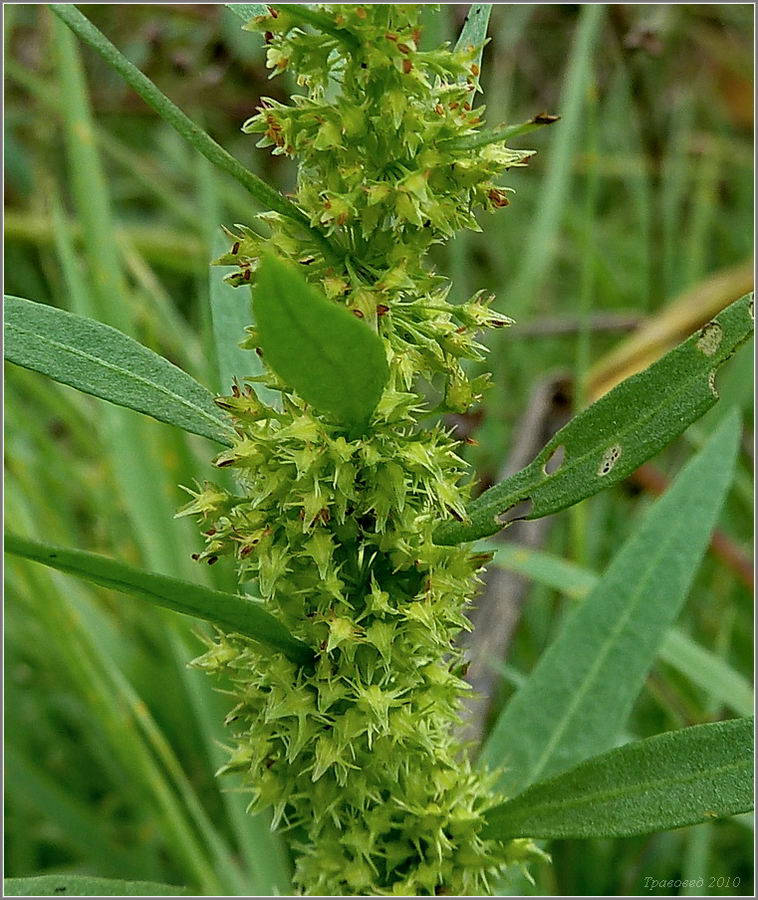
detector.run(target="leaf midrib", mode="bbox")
[520,496,696,787]
[497,757,750,826]
[8,318,230,437]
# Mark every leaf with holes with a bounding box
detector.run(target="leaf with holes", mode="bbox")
[6,534,313,666]
[252,255,388,435]
[4,295,233,446]
[483,717,754,841]
[435,292,753,544]
[479,412,741,794]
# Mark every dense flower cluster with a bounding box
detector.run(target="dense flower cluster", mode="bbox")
[185,5,538,894]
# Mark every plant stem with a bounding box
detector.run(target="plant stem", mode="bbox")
[50,4,338,263]
[445,114,560,151]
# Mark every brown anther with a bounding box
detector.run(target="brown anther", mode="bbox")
[336,212,348,225]
[243,268,251,281]
[355,6,367,18]
[319,508,331,523]
[231,241,240,255]
[204,528,217,536]
[255,348,263,357]
[191,553,200,560]
[207,556,218,566]
[455,326,467,334]
[470,63,480,77]
[411,27,421,43]
[240,545,253,557]
[231,383,241,397]
[488,188,510,208]
[397,43,411,54]
[267,5,278,17]
[434,104,445,115]
[463,102,472,111]
[464,436,479,446]
[533,112,560,125]
[215,458,235,468]
[449,102,459,110]
[402,58,413,74]
[376,304,390,316]
[352,308,365,318]
[264,31,274,43]
[385,32,397,41]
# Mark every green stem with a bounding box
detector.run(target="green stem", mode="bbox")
[50,4,338,263]
[445,114,560,152]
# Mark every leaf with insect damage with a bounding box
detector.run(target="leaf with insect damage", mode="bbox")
[435,292,753,545]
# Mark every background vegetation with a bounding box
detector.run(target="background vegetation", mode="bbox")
[5,4,753,895]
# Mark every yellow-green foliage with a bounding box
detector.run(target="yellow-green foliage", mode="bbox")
[184,5,538,894]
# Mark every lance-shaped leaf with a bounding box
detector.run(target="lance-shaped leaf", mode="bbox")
[479,412,741,793]
[486,543,754,718]
[4,295,233,446]
[6,534,313,667]
[435,292,753,545]
[455,4,493,75]
[253,255,389,434]
[483,717,754,841]
[4,876,187,897]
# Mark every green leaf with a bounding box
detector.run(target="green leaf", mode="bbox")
[6,534,314,667]
[486,543,754,718]
[480,411,741,794]
[483,717,754,841]
[436,292,753,544]
[3,876,187,896]
[226,3,269,22]
[253,255,389,434]
[50,4,336,264]
[4,295,233,447]
[455,5,493,74]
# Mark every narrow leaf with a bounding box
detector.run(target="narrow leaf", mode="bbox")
[3,875,187,897]
[483,717,754,840]
[253,255,389,433]
[6,534,314,667]
[4,295,233,446]
[3,876,187,896]
[486,544,754,717]
[455,4,493,74]
[436,292,753,544]
[480,412,741,794]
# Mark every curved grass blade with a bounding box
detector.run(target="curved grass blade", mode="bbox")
[4,295,233,446]
[480,411,741,793]
[4,876,187,897]
[436,292,753,545]
[6,534,314,666]
[253,255,389,435]
[50,4,335,264]
[483,717,754,841]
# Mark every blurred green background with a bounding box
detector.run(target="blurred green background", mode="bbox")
[4,4,753,896]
